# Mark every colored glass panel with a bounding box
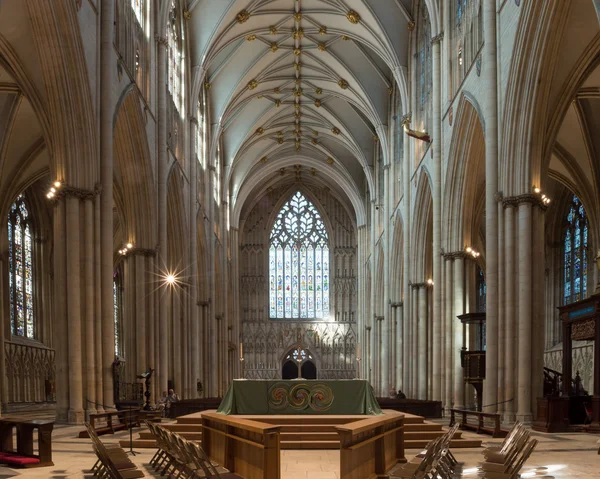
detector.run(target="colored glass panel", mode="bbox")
[564,195,588,304]
[269,192,329,319]
[8,194,34,338]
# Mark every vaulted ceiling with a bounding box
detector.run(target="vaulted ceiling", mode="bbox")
[186,0,412,224]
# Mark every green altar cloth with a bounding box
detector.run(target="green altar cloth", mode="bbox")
[216,379,382,415]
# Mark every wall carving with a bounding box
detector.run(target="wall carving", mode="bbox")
[4,341,56,403]
[240,183,358,379]
[544,341,594,393]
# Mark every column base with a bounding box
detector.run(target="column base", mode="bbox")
[56,408,69,424]
[85,408,97,422]
[502,412,516,424]
[68,409,84,424]
[516,412,532,425]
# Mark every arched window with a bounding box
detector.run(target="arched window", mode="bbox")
[269,192,330,319]
[564,195,589,304]
[415,1,432,150]
[168,0,183,112]
[8,194,35,338]
[113,270,123,356]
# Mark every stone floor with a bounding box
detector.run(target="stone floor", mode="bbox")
[0,424,597,478]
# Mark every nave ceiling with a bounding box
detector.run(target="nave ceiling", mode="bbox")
[186,0,413,223]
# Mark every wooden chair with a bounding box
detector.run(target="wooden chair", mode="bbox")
[483,422,523,459]
[480,426,530,470]
[85,423,143,479]
[482,438,538,479]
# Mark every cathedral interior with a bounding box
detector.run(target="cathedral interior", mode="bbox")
[0,0,599,477]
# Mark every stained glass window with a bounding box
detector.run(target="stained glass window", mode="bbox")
[564,195,588,304]
[167,0,182,111]
[8,194,35,338]
[131,0,145,27]
[269,192,330,319]
[456,0,467,24]
[113,270,123,356]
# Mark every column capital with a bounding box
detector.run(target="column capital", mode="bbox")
[431,33,444,45]
[126,247,157,258]
[49,184,99,203]
[442,251,469,261]
[382,164,391,171]
[502,193,548,210]
[390,301,403,308]
[375,315,384,321]
[189,116,198,125]
[411,282,426,289]
[155,34,168,47]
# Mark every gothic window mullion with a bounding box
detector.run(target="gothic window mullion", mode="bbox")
[563,195,588,305]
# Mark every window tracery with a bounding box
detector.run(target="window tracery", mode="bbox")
[449,0,483,98]
[563,195,588,305]
[8,194,35,339]
[167,0,185,161]
[415,1,432,163]
[269,192,330,320]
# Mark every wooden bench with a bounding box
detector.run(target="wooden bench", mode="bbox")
[78,409,141,438]
[449,408,507,438]
[0,418,54,467]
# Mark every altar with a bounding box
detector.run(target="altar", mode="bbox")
[216,379,382,415]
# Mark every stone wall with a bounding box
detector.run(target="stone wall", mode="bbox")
[240,183,358,379]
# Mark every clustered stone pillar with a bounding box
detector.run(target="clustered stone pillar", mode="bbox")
[444,256,454,408]
[100,0,115,410]
[517,200,533,423]
[156,34,169,395]
[483,0,500,413]
[453,254,465,409]
[431,32,444,402]
[418,284,428,399]
[503,204,516,422]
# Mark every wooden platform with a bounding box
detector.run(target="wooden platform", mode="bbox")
[122,409,482,450]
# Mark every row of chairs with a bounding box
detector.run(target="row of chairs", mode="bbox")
[146,421,242,478]
[476,423,538,479]
[86,422,144,479]
[395,423,461,478]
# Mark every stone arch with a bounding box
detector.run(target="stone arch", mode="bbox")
[390,214,404,302]
[500,0,577,195]
[412,169,433,281]
[24,0,98,189]
[114,88,156,249]
[443,93,486,253]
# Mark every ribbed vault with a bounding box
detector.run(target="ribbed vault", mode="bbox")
[186,0,412,222]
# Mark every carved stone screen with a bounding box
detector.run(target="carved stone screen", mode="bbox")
[240,185,358,379]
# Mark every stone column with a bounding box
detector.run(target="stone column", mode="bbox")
[94,198,103,412]
[157,35,169,394]
[382,165,391,394]
[84,198,96,418]
[411,284,419,397]
[230,227,240,380]
[0,257,5,414]
[402,112,412,395]
[66,196,83,423]
[431,33,443,402]
[517,201,533,423]
[504,204,516,422]
[100,0,115,408]
[497,201,505,415]
[54,200,68,422]
[444,257,454,409]
[483,0,499,413]
[453,254,465,409]
[418,284,428,399]
[532,205,546,412]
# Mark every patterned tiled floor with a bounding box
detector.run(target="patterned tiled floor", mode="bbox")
[0,423,598,478]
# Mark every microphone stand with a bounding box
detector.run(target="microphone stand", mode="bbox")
[127,404,139,456]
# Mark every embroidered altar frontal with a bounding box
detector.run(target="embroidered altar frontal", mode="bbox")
[216,379,382,415]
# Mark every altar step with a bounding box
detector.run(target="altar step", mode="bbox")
[121,410,482,450]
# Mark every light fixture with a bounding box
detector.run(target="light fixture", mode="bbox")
[534,187,541,194]
[126,243,133,249]
[427,278,434,286]
[50,187,56,193]
[466,246,472,253]
[54,181,62,188]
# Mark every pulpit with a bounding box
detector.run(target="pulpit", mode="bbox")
[534,294,600,432]
[458,312,486,411]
